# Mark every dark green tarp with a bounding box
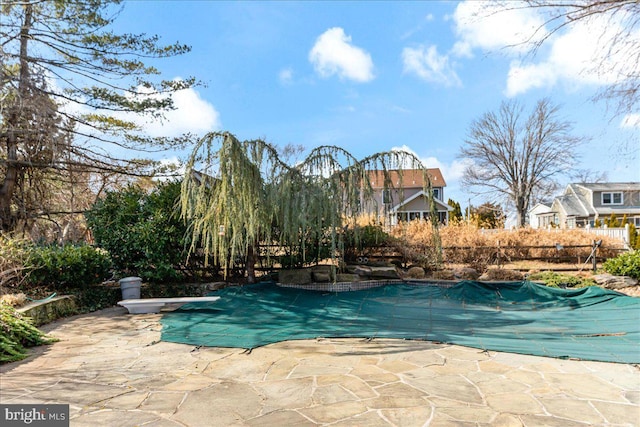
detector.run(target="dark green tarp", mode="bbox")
[160,281,640,363]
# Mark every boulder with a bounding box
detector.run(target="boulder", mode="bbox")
[592,273,638,290]
[336,273,360,282]
[452,268,479,280]
[430,269,455,280]
[278,269,312,284]
[479,268,524,281]
[405,266,426,279]
[312,272,331,282]
[353,266,372,277]
[368,266,400,279]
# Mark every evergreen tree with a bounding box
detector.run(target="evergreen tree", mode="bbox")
[1,0,195,232]
[447,199,463,223]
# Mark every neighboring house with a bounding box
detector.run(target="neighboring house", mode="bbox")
[366,169,451,226]
[531,182,640,229]
[528,202,552,229]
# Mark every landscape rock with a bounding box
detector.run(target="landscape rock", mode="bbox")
[430,270,455,280]
[368,266,400,279]
[312,272,330,282]
[336,273,360,282]
[405,266,426,279]
[452,268,480,280]
[353,266,372,277]
[479,269,524,281]
[279,269,312,285]
[592,274,638,290]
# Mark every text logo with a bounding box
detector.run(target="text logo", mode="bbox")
[1,404,69,426]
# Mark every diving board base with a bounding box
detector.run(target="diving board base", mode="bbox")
[118,296,220,314]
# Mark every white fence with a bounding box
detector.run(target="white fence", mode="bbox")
[585,226,631,249]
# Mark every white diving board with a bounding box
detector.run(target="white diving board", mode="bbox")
[118,296,221,314]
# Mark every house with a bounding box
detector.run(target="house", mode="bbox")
[528,202,552,229]
[366,169,451,226]
[531,182,640,229]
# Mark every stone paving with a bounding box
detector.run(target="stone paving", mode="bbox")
[1,306,639,426]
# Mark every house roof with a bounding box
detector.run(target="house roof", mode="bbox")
[389,190,452,212]
[574,182,640,192]
[528,203,552,214]
[368,169,446,188]
[554,192,589,217]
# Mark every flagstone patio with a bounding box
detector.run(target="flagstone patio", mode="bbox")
[1,307,638,426]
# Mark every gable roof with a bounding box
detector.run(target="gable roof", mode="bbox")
[368,169,446,188]
[389,190,452,212]
[574,182,640,192]
[554,192,590,217]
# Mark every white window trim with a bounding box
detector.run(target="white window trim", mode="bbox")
[601,191,623,205]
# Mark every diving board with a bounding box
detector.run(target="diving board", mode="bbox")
[118,296,220,314]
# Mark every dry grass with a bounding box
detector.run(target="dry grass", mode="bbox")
[0,293,27,307]
[390,221,624,271]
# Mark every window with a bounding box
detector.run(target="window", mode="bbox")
[432,188,440,200]
[382,189,392,204]
[602,192,623,205]
[634,217,640,227]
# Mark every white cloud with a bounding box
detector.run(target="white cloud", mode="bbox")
[390,145,470,183]
[402,44,461,87]
[504,14,640,97]
[451,1,546,58]
[309,27,375,83]
[621,113,640,129]
[505,61,558,97]
[279,67,293,85]
[450,1,640,97]
[137,83,221,137]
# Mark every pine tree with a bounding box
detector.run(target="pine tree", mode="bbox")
[1,0,196,232]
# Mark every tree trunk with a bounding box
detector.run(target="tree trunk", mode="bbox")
[0,128,18,232]
[1,2,32,232]
[246,244,257,283]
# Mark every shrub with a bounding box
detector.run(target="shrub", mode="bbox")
[25,244,112,289]
[628,223,639,250]
[528,271,596,288]
[72,285,122,313]
[603,251,640,280]
[0,235,32,288]
[342,224,391,262]
[86,181,194,282]
[1,302,56,363]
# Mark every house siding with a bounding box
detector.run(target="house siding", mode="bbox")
[534,182,640,229]
[366,169,450,226]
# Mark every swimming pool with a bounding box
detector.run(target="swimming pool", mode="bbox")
[160,280,640,363]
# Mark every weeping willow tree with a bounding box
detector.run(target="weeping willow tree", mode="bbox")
[181,131,442,282]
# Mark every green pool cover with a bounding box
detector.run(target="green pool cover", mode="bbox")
[160,281,640,363]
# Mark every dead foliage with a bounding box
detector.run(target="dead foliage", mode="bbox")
[390,221,625,272]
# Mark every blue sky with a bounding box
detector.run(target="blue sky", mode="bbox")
[111,1,639,206]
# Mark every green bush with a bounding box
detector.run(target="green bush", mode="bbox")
[628,223,639,250]
[26,244,112,289]
[342,224,391,261]
[602,251,640,280]
[528,271,596,288]
[86,181,193,282]
[72,285,122,313]
[1,302,56,363]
